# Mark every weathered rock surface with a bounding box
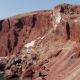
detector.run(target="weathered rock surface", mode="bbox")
[0,3,80,80]
[0,10,52,56]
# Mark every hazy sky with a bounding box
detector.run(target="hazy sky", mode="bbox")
[0,0,80,19]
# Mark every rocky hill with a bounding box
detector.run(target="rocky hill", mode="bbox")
[0,3,80,80]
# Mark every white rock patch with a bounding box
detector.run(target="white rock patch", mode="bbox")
[55,13,61,23]
[52,12,61,30]
[24,40,36,48]
[22,36,45,53]
[23,40,36,53]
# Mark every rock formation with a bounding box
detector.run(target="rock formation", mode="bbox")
[0,3,80,80]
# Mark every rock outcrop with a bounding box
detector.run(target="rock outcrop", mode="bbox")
[0,10,52,56]
[0,3,80,80]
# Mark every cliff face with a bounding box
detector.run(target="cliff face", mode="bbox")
[0,3,80,80]
[0,10,52,56]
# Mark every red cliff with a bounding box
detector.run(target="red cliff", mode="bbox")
[0,3,80,80]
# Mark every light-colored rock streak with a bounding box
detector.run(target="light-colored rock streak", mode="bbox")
[52,12,61,30]
[64,64,80,80]
[55,13,61,23]
[0,57,8,60]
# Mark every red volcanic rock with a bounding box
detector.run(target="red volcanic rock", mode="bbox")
[33,71,40,79]
[0,3,80,80]
[0,10,52,56]
[54,3,80,14]
[4,69,13,80]
[33,77,42,80]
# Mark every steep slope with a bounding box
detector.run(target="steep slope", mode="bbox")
[0,10,52,56]
[0,3,80,80]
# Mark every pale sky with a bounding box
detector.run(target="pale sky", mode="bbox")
[0,0,80,19]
